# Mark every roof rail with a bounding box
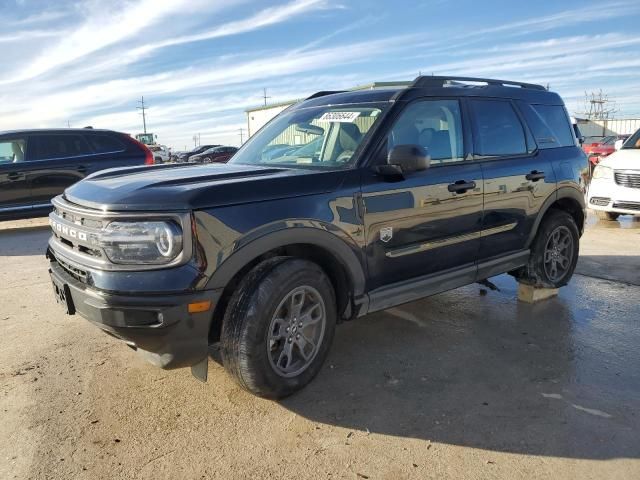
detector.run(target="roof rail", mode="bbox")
[305,90,347,100]
[411,76,547,91]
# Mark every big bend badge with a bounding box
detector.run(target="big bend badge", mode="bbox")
[380,226,393,243]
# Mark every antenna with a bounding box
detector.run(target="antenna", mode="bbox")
[262,88,271,106]
[137,96,149,134]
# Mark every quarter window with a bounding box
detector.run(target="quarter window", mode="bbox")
[388,99,464,164]
[86,134,125,154]
[33,134,92,160]
[0,138,27,163]
[531,105,575,147]
[470,100,527,156]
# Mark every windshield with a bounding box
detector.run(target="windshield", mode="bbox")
[622,129,640,150]
[230,104,387,169]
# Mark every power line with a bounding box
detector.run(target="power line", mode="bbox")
[579,90,618,120]
[137,96,149,134]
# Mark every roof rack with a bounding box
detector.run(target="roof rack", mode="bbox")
[305,90,347,100]
[411,76,547,91]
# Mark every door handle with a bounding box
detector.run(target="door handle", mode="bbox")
[447,180,476,193]
[7,172,23,181]
[526,170,545,182]
[77,165,88,174]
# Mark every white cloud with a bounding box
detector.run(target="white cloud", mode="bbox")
[2,0,241,84]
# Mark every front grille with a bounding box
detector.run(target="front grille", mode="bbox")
[49,197,107,267]
[615,171,640,189]
[612,201,640,211]
[56,255,89,283]
[589,197,611,206]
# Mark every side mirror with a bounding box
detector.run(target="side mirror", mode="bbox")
[578,136,585,146]
[386,144,430,174]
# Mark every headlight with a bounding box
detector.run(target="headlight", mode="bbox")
[99,221,183,264]
[592,165,613,180]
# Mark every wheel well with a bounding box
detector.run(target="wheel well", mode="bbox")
[548,197,585,233]
[208,244,353,343]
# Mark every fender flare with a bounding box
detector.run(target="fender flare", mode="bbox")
[205,226,367,298]
[525,186,586,248]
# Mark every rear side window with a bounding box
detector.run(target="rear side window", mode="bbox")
[33,134,92,160]
[86,134,125,154]
[470,100,527,156]
[531,105,574,148]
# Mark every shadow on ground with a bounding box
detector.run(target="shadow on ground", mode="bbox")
[272,274,640,460]
[0,228,49,256]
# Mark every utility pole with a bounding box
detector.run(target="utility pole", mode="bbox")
[137,96,149,134]
[262,88,271,106]
[67,120,71,128]
[192,135,198,148]
[239,128,245,145]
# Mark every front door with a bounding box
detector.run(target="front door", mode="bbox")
[361,99,484,291]
[0,135,32,214]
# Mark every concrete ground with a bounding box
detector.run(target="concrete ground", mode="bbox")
[0,213,639,479]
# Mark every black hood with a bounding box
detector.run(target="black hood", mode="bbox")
[64,163,344,211]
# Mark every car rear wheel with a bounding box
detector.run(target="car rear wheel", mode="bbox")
[596,210,620,221]
[513,209,580,289]
[221,257,336,398]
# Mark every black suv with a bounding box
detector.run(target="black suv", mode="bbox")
[0,128,153,220]
[46,76,587,398]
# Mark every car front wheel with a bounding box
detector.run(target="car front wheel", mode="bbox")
[221,257,336,398]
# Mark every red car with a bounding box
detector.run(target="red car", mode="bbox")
[189,146,238,164]
[583,135,630,164]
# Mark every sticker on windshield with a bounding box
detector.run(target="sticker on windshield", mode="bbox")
[319,111,361,123]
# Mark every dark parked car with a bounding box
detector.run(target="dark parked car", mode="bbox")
[189,146,238,164]
[176,145,220,162]
[47,76,587,398]
[0,128,153,220]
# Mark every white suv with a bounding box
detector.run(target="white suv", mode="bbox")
[587,128,640,220]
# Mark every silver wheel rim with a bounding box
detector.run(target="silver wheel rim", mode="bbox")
[543,225,574,282]
[266,285,326,378]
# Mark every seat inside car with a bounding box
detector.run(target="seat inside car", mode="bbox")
[11,141,24,162]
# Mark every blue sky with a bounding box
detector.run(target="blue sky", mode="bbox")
[1,0,639,149]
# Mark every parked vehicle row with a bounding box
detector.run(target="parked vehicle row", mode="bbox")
[174,145,238,163]
[46,75,587,398]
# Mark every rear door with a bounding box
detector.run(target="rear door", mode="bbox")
[27,133,93,206]
[83,132,139,172]
[469,98,556,263]
[0,135,32,213]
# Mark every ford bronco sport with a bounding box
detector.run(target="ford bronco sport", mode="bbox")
[47,76,587,398]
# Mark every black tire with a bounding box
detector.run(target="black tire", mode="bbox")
[514,209,580,289]
[596,210,620,221]
[221,257,337,398]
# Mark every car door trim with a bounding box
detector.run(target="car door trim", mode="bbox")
[385,222,517,258]
[366,248,529,315]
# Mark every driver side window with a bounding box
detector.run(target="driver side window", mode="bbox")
[388,100,464,164]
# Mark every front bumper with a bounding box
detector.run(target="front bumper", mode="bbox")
[48,259,221,370]
[587,179,640,215]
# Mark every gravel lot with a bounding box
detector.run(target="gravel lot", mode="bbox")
[1,214,639,479]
